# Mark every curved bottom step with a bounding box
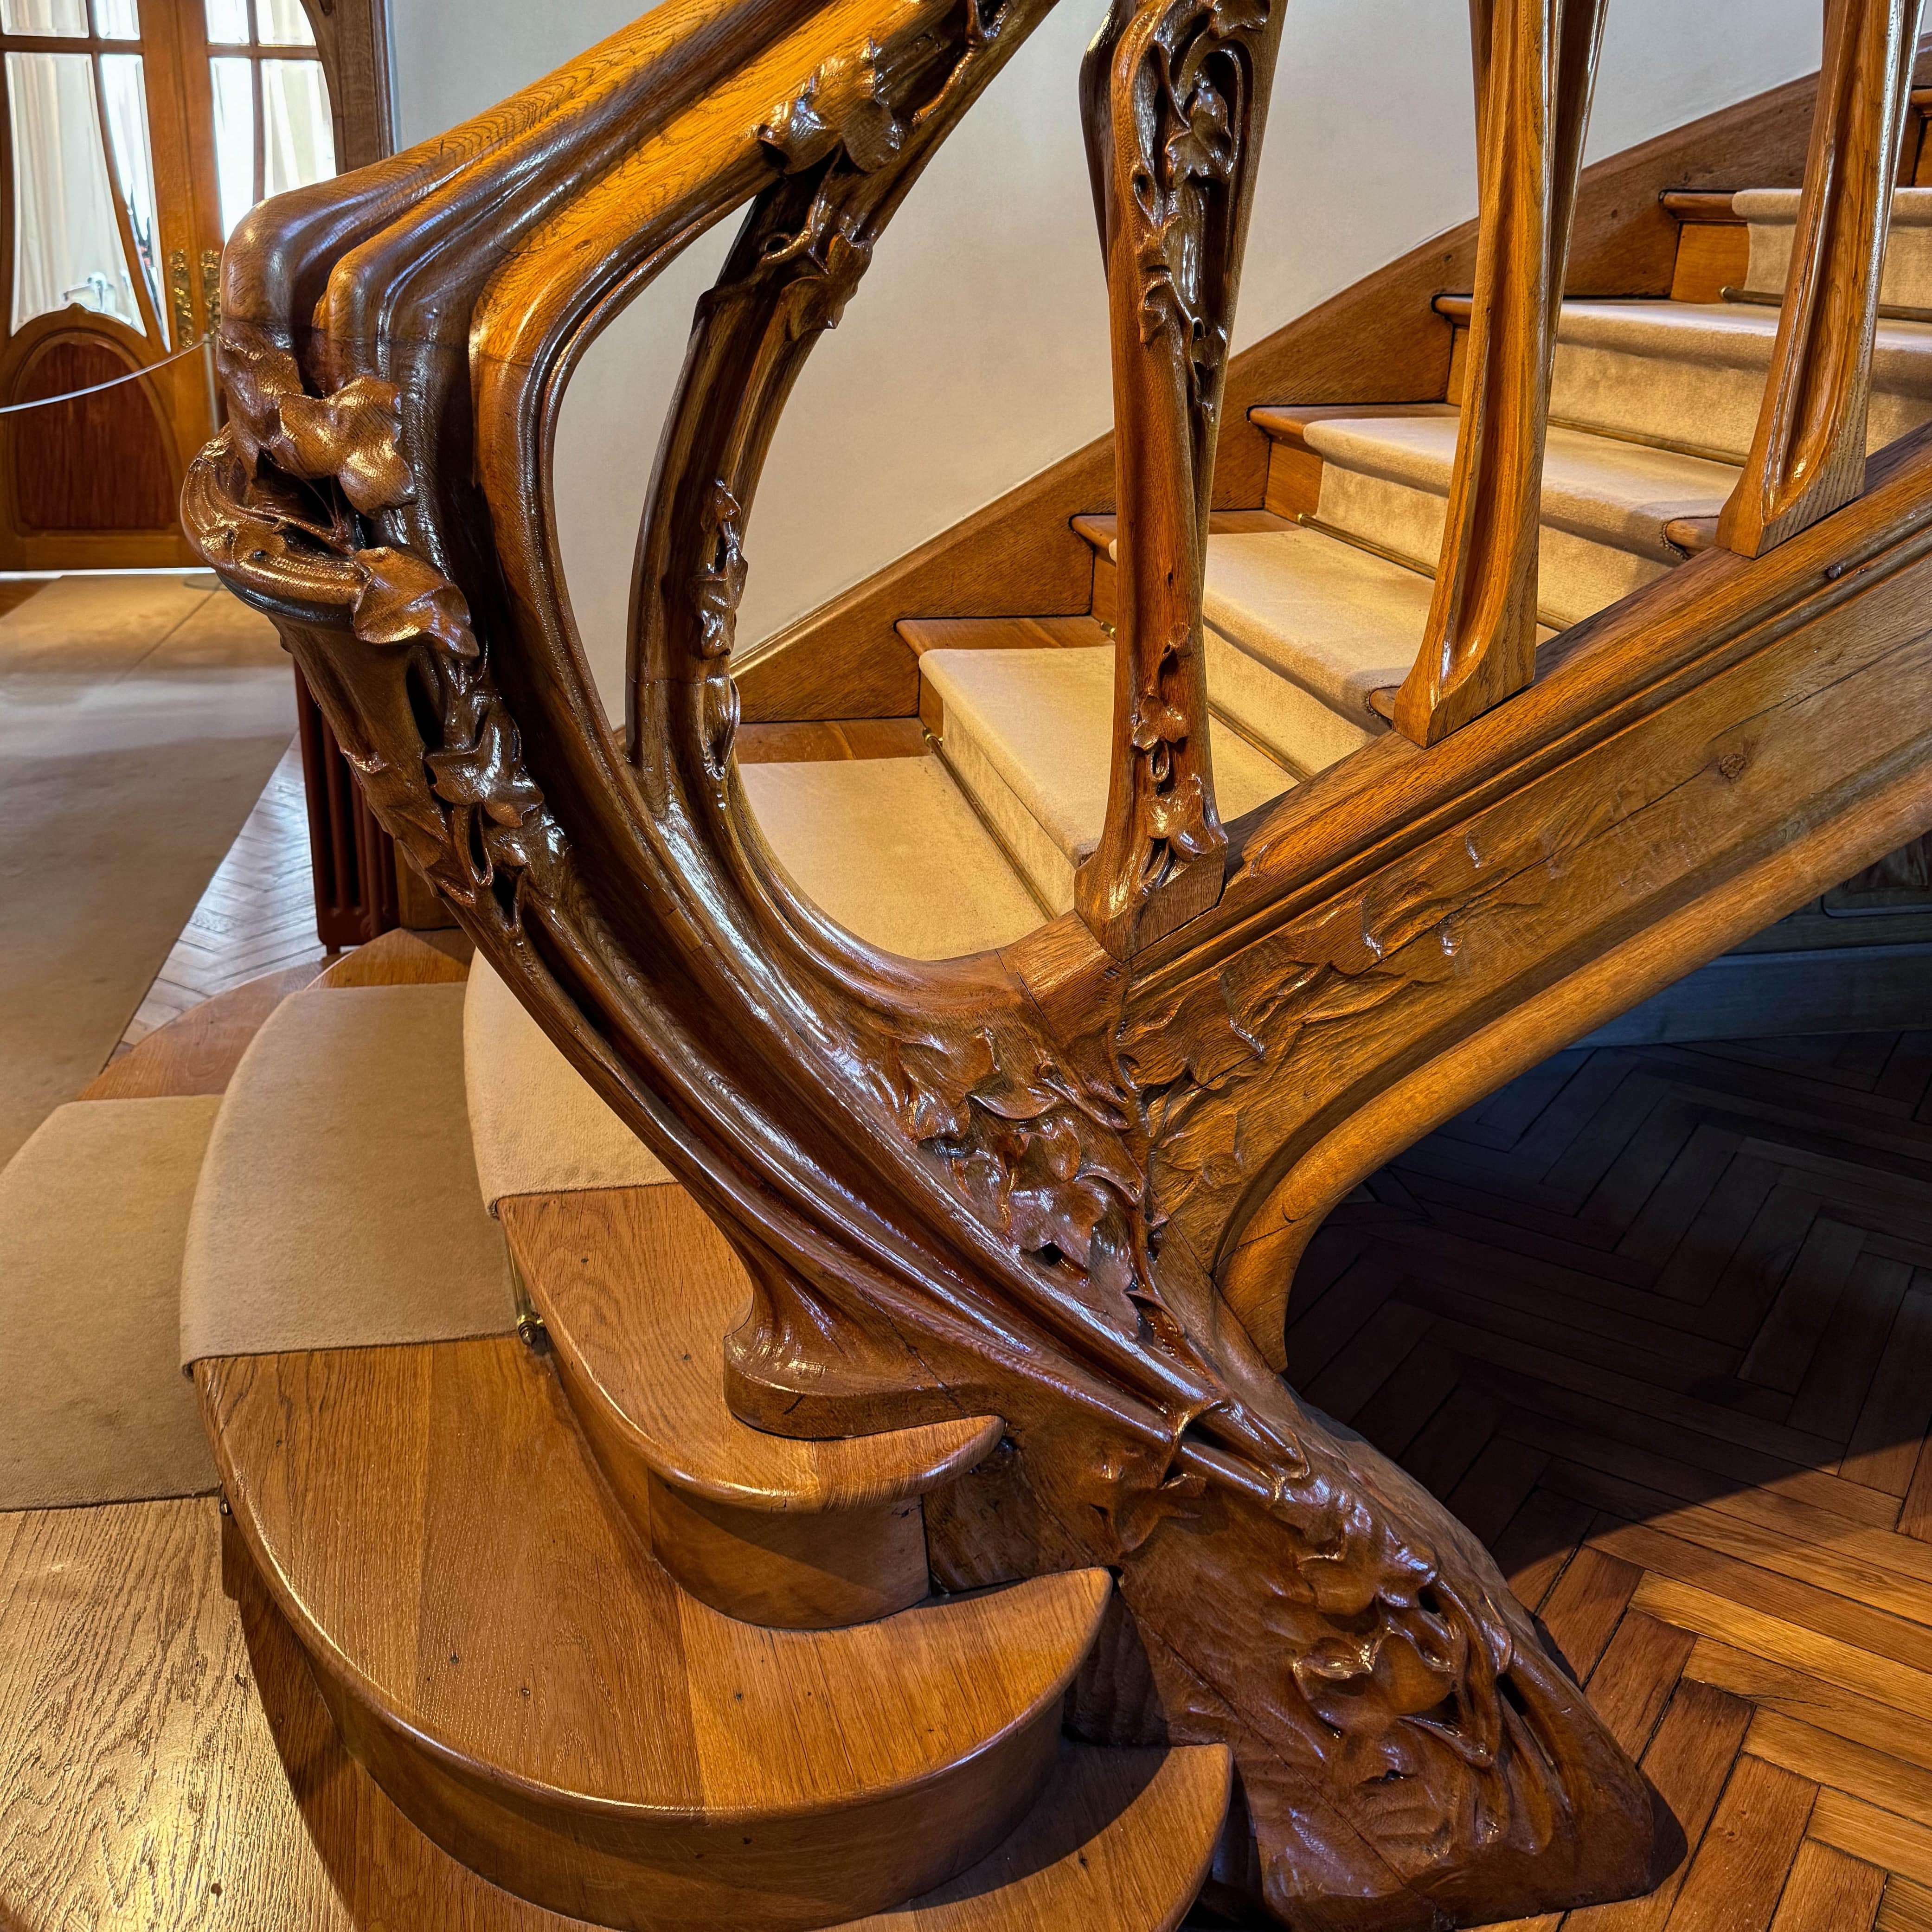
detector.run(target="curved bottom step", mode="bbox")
[843,1741,1231,1931]
[201,1333,1109,1931]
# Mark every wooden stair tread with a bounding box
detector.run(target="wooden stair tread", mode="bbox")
[1070,508,1290,553]
[200,1334,1105,1815]
[1248,400,1458,449]
[501,1184,1003,1511]
[896,614,1106,655]
[839,1743,1231,1930]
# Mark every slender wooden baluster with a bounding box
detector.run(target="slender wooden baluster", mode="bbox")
[1075,0,1286,958]
[1393,0,1605,749]
[1720,0,1927,558]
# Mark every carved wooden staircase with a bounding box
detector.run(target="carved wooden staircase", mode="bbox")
[167,0,1932,1925]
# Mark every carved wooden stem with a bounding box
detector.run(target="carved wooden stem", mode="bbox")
[1393,0,1605,749]
[1720,0,1926,558]
[1074,0,1284,958]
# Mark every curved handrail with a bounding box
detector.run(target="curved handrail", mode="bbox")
[182,2,1932,1921]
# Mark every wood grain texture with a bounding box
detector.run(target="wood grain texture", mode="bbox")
[733,66,1827,724]
[199,1336,1109,1930]
[1721,0,1929,557]
[178,1,1932,1921]
[501,1184,1003,1629]
[1393,0,1605,747]
[82,963,318,1100]
[315,927,470,988]
[736,718,927,762]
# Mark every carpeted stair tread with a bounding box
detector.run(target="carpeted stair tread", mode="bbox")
[1737,185,1932,312]
[0,1097,223,1510]
[180,982,515,1365]
[1287,413,1732,628]
[464,954,670,1211]
[919,646,1291,913]
[1547,298,1932,462]
[499,1182,1003,1626]
[839,1741,1232,1931]
[199,1330,1111,1929]
[741,753,1046,955]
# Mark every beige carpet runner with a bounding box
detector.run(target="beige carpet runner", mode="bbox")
[0,575,296,1167]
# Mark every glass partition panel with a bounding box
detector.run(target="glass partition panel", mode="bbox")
[92,0,139,38]
[7,50,140,331]
[261,54,331,199]
[0,0,89,34]
[254,0,313,47]
[209,51,252,235]
[97,51,161,337]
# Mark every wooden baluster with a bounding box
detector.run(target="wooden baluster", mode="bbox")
[1075,0,1285,959]
[1393,0,1605,749]
[1719,0,1926,558]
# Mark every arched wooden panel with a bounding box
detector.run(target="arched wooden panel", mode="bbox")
[12,335,175,532]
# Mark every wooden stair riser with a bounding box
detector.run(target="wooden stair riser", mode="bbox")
[304,1641,1063,1932]
[501,1186,1003,1633]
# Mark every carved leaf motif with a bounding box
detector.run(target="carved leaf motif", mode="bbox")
[424,705,542,826]
[351,548,479,659]
[275,377,416,513]
[1163,71,1234,186]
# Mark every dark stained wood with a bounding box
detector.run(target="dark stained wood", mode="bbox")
[1721,0,1928,557]
[1070,0,1287,955]
[174,0,1932,1922]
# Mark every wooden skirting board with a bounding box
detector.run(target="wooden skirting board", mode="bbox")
[734,64,1837,724]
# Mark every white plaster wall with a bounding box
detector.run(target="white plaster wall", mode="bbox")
[389,0,1823,721]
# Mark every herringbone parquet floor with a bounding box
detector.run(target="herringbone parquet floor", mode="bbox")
[1298,1031,1932,1932]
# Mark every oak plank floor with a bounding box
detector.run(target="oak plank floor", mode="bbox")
[1290,1028,1932,1932]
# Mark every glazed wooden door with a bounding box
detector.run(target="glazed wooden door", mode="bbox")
[0,0,344,569]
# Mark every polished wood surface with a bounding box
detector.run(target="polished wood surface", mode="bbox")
[178,0,1932,1920]
[1393,0,1605,748]
[1072,0,1285,954]
[733,65,1827,724]
[1721,0,1928,557]
[737,718,927,762]
[501,1184,1002,1628]
[199,1335,1109,1931]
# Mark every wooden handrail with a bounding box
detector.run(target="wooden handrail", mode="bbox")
[1393,0,1606,748]
[1073,0,1285,957]
[1720,0,1927,557]
[187,3,1932,1922]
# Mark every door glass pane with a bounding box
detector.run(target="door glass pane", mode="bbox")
[0,0,88,32]
[208,54,252,236]
[7,51,140,331]
[203,0,249,44]
[260,56,331,198]
[253,0,313,47]
[97,52,162,338]
[92,0,140,38]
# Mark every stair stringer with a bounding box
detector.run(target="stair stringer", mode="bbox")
[161,3,1804,1926]
[1169,422,1932,1366]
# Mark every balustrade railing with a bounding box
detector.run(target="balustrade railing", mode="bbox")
[1721,0,1926,556]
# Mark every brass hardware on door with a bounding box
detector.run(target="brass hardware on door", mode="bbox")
[200,250,222,339]
[169,249,195,347]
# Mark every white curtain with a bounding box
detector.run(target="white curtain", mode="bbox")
[7,51,140,334]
